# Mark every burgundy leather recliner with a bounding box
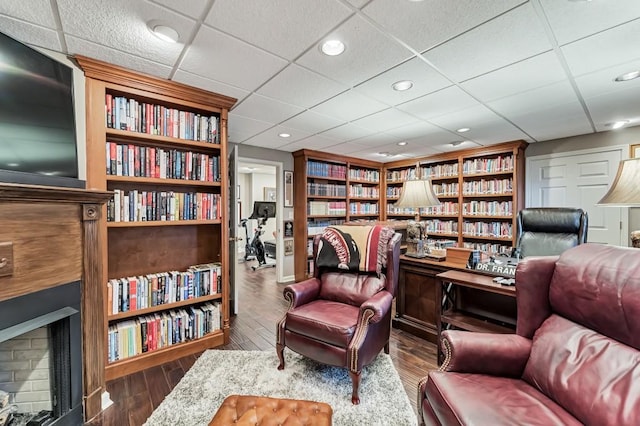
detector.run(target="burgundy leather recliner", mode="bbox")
[276,230,401,404]
[419,243,640,425]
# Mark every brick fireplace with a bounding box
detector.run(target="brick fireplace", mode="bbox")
[0,184,111,423]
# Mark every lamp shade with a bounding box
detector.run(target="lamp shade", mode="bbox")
[597,158,640,206]
[394,179,441,208]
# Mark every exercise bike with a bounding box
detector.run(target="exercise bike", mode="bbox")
[241,201,276,271]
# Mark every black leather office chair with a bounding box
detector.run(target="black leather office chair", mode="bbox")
[514,208,588,258]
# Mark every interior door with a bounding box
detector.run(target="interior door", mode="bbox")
[228,145,239,314]
[527,147,625,246]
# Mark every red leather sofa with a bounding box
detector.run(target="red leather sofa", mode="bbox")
[419,243,640,425]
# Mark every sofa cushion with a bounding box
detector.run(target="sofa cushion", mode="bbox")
[522,314,640,425]
[549,244,640,350]
[319,272,385,306]
[425,371,580,426]
[285,300,358,347]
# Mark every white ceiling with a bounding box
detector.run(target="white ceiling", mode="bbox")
[2,0,640,162]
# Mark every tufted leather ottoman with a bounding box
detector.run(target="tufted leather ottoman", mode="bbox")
[209,394,332,426]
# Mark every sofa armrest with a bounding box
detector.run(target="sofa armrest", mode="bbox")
[283,278,321,309]
[441,330,532,377]
[359,291,392,323]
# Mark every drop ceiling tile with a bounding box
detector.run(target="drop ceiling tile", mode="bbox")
[256,64,347,108]
[349,132,401,148]
[428,105,530,143]
[58,0,191,66]
[181,25,287,91]
[66,36,173,78]
[319,142,369,155]
[150,0,209,19]
[227,114,275,143]
[573,58,640,99]
[0,0,55,27]
[278,134,342,152]
[311,90,388,122]
[280,111,345,134]
[382,121,455,142]
[0,17,61,51]
[231,94,304,125]
[561,19,640,77]
[172,70,249,102]
[205,0,352,60]
[351,108,420,133]
[460,52,567,102]
[487,80,581,117]
[504,103,593,142]
[296,14,412,87]
[396,86,478,120]
[422,3,552,82]
[344,0,369,9]
[242,125,312,149]
[362,0,525,53]
[585,85,640,130]
[318,123,376,142]
[355,56,452,106]
[539,0,640,45]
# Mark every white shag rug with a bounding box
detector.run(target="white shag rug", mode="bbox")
[144,349,417,426]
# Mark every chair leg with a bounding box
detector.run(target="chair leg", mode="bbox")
[349,370,361,405]
[276,343,285,370]
[384,341,390,354]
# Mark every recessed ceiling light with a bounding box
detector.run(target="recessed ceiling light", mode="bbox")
[609,120,629,129]
[397,141,407,146]
[6,163,19,167]
[456,127,470,133]
[320,40,345,56]
[151,24,179,43]
[392,80,414,91]
[614,70,640,82]
[278,133,291,138]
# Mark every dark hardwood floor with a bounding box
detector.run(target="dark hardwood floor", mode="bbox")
[88,261,439,425]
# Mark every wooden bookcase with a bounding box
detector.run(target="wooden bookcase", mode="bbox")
[384,140,527,254]
[76,56,237,380]
[293,141,527,282]
[293,150,383,281]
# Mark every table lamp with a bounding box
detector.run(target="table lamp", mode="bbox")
[394,174,441,258]
[596,158,640,247]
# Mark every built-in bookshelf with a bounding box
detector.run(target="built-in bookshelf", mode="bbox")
[76,55,236,380]
[293,150,383,281]
[383,141,527,256]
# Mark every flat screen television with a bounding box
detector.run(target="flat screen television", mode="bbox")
[0,31,84,188]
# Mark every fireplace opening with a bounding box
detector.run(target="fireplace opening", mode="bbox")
[0,282,82,426]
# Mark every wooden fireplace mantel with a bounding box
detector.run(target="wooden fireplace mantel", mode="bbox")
[0,182,112,421]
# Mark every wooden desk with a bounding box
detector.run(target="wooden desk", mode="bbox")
[435,270,516,363]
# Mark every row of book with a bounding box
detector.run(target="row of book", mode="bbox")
[349,185,379,198]
[420,163,459,178]
[462,155,514,175]
[463,242,513,256]
[106,142,221,181]
[105,94,219,143]
[307,182,346,197]
[107,302,221,362]
[349,202,379,215]
[462,178,512,195]
[462,200,513,216]
[308,201,347,216]
[462,221,512,238]
[425,220,459,235]
[307,161,347,179]
[386,168,417,182]
[108,189,221,222]
[348,168,380,182]
[107,263,222,315]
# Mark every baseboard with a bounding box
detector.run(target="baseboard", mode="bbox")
[278,274,295,284]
